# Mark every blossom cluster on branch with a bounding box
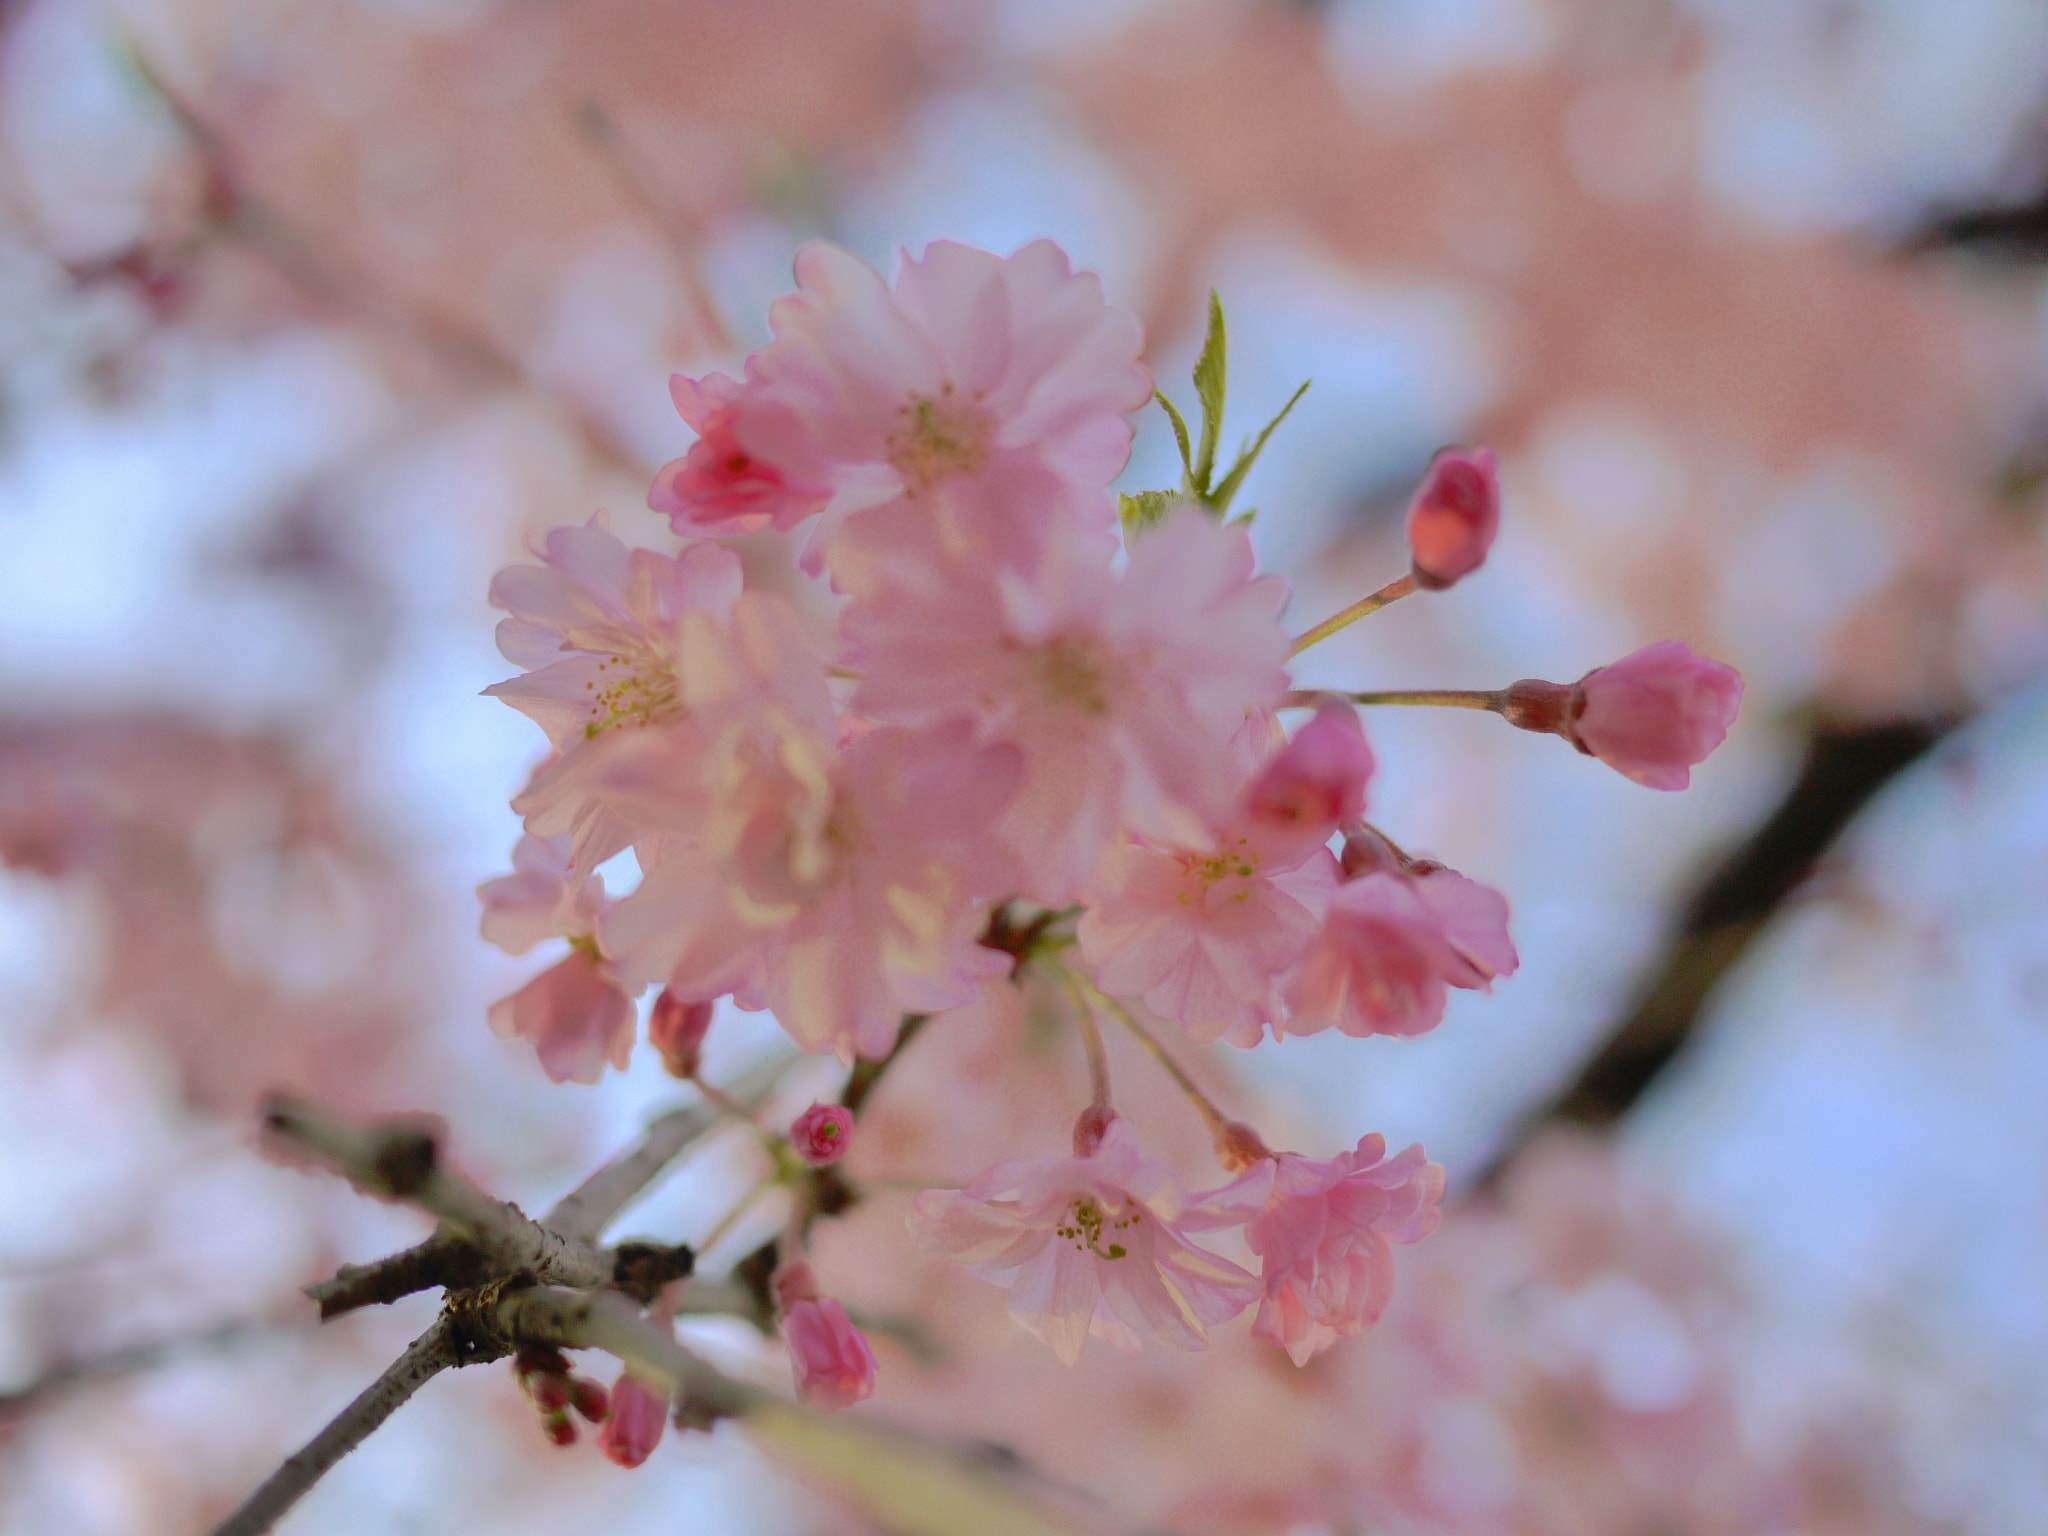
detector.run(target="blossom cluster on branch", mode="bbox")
[477,240,1743,1422]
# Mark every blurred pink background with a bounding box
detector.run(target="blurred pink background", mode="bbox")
[4,1,2047,1532]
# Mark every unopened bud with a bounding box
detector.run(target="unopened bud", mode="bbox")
[1406,446,1500,590]
[649,989,714,1079]
[1244,704,1373,845]
[789,1102,854,1166]
[570,1376,611,1424]
[599,1374,669,1468]
[1072,1103,1117,1157]
[1502,643,1742,791]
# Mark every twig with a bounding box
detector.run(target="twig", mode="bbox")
[207,1319,464,1536]
[305,1234,479,1321]
[262,1095,610,1292]
[1287,571,1418,656]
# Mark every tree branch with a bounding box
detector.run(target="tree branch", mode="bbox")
[207,1319,465,1536]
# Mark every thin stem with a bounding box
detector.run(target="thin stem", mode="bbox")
[1287,572,1418,656]
[1280,687,1503,711]
[698,1179,775,1256]
[1071,975,1234,1142]
[1054,968,1113,1109]
[208,1320,458,1536]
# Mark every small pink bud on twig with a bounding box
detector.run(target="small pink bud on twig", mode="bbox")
[1406,446,1499,590]
[599,1375,669,1468]
[1503,641,1743,790]
[789,1102,854,1166]
[1244,704,1374,843]
[648,989,714,1080]
[784,1296,879,1411]
[1072,1103,1117,1157]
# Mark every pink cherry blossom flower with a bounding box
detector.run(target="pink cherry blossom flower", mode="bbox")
[598,1374,669,1468]
[718,239,1150,575]
[479,834,636,1084]
[907,1115,1259,1364]
[1281,865,1517,1040]
[509,587,835,882]
[647,989,713,1080]
[1405,446,1500,589]
[1078,830,1338,1048]
[477,833,602,957]
[602,721,1019,1061]
[790,1102,854,1166]
[648,371,829,537]
[1188,1136,1445,1366]
[486,944,635,1086]
[484,516,743,750]
[848,508,1290,900]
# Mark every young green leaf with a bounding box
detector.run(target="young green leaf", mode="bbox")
[1153,389,1194,481]
[1190,290,1227,494]
[1208,377,1310,516]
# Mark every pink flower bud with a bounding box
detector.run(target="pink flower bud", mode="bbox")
[782,1295,878,1411]
[1405,446,1499,590]
[1243,704,1373,848]
[1071,1102,1117,1157]
[569,1376,610,1424]
[648,989,714,1079]
[598,1375,669,1469]
[1505,641,1743,791]
[790,1102,854,1166]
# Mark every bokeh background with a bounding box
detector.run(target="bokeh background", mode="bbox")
[4,1,2048,1532]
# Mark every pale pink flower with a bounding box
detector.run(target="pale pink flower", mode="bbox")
[1281,866,1517,1039]
[510,589,834,882]
[648,371,829,537]
[647,988,713,1079]
[1405,446,1500,589]
[790,1102,854,1166]
[598,1374,669,1468]
[849,508,1290,900]
[1189,1136,1445,1365]
[1502,641,1743,790]
[477,833,603,957]
[484,518,748,879]
[484,515,743,750]
[479,834,636,1084]
[907,1115,1259,1364]
[719,239,1150,575]
[486,945,634,1086]
[1078,832,1338,1048]
[602,721,1019,1060]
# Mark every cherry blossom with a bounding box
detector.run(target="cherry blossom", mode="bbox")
[908,1115,1259,1363]
[646,989,713,1080]
[478,834,635,1085]
[602,721,1020,1060]
[848,508,1290,899]
[1189,1135,1445,1366]
[1281,858,1518,1040]
[648,371,829,537]
[694,239,1149,576]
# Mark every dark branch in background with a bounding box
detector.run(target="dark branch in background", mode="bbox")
[0,1316,291,1427]
[1905,194,2048,259]
[1536,716,1954,1134]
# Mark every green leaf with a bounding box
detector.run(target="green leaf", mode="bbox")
[1228,507,1257,527]
[1153,389,1193,480]
[1117,489,1182,532]
[1191,289,1227,494]
[1208,377,1310,516]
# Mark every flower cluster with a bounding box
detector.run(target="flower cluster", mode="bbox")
[476,240,1743,1410]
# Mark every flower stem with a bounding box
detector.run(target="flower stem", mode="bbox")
[1072,974,1237,1143]
[1061,973,1114,1110]
[1280,687,1503,711]
[1287,572,1418,657]
[697,1179,773,1255]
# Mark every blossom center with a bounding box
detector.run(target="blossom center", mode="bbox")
[582,651,681,737]
[1054,1195,1141,1260]
[1178,835,1260,906]
[1032,635,1114,716]
[885,383,992,490]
